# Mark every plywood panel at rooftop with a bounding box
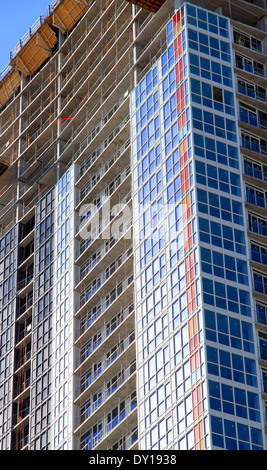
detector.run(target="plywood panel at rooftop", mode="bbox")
[125,0,166,13]
[47,0,88,34]
[10,24,58,77]
[0,69,20,108]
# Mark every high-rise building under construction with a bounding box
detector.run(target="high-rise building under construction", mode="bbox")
[0,0,267,451]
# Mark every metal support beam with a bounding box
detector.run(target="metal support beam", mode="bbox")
[52,12,68,33]
[73,0,91,6]
[36,33,52,53]
[12,57,30,76]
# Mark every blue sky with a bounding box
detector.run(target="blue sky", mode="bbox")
[0,0,52,73]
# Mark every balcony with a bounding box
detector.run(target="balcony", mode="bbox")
[15,319,32,347]
[63,103,127,174]
[77,273,133,330]
[233,30,265,55]
[259,336,267,364]
[75,328,135,392]
[19,109,58,156]
[79,391,137,450]
[78,165,131,221]
[78,153,131,207]
[251,243,267,264]
[13,372,31,400]
[14,344,31,373]
[253,272,267,301]
[79,246,132,308]
[240,112,267,130]
[17,267,34,295]
[108,426,138,451]
[248,213,267,241]
[16,292,33,320]
[18,240,34,270]
[61,0,116,68]
[242,0,266,8]
[255,302,267,328]
[60,1,130,96]
[246,186,267,213]
[250,244,267,278]
[18,216,35,244]
[78,220,132,286]
[12,397,30,428]
[11,427,29,451]
[0,123,20,157]
[77,361,136,424]
[77,138,130,191]
[79,301,134,365]
[237,79,267,106]
[79,271,134,331]
[262,370,267,396]
[77,248,133,323]
[77,327,135,372]
[241,131,267,156]
[244,159,267,183]
[235,52,265,77]
[77,190,132,261]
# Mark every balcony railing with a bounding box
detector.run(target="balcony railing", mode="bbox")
[109,426,138,451]
[14,432,29,450]
[76,328,135,373]
[259,341,267,362]
[244,161,267,182]
[0,127,20,156]
[78,361,136,422]
[61,1,110,68]
[9,0,58,60]
[21,70,57,114]
[17,273,34,292]
[78,191,131,253]
[0,194,17,221]
[233,31,264,55]
[79,151,130,203]
[60,61,132,163]
[239,110,267,131]
[61,1,128,86]
[14,377,31,398]
[243,0,266,8]
[251,245,267,265]
[246,187,267,209]
[235,55,265,79]
[237,81,267,103]
[79,138,130,183]
[59,26,132,142]
[256,308,267,326]
[12,404,30,426]
[16,296,33,320]
[79,165,130,214]
[248,218,267,237]
[78,270,133,318]
[16,323,32,344]
[80,392,137,450]
[80,300,134,363]
[15,349,31,371]
[80,248,132,309]
[80,295,134,341]
[253,272,267,295]
[241,133,267,155]
[79,218,132,282]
